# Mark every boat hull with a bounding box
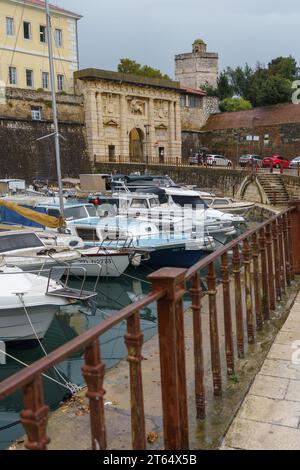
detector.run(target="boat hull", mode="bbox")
[0,304,58,342]
[144,246,209,269]
[69,252,130,278]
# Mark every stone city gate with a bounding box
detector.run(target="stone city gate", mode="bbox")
[75,69,182,165]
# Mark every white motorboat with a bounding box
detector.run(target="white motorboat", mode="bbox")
[0,230,81,281]
[0,265,72,342]
[199,196,255,216]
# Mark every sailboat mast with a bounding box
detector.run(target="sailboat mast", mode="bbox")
[45,0,65,220]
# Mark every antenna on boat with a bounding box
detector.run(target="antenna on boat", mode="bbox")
[44,0,65,222]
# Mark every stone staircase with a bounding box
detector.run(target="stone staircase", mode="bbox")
[257,174,289,206]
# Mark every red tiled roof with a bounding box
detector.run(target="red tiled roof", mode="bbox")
[181,86,206,96]
[202,103,300,131]
[20,0,81,18]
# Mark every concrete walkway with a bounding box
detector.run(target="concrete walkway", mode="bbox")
[221,294,300,450]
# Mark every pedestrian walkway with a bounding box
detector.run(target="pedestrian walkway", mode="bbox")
[221,294,300,450]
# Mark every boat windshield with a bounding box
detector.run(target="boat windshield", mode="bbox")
[64,205,97,220]
[0,233,44,253]
[171,195,208,209]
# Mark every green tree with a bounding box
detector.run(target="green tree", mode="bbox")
[248,69,292,106]
[219,97,252,112]
[268,56,299,81]
[118,58,171,80]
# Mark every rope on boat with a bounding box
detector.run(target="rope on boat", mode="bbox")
[16,293,81,395]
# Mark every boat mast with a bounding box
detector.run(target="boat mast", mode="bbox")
[45,0,65,220]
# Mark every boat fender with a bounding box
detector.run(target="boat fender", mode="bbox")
[59,236,85,249]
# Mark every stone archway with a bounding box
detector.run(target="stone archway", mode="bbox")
[129,128,144,162]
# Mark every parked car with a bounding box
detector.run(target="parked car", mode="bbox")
[207,154,232,167]
[188,154,200,165]
[239,154,263,167]
[290,157,300,169]
[262,155,290,169]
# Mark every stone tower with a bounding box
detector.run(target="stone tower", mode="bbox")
[175,39,219,90]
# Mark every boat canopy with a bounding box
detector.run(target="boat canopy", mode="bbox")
[0,199,64,229]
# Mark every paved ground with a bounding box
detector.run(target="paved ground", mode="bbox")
[221,294,300,450]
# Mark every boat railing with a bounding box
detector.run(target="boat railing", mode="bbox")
[0,202,299,450]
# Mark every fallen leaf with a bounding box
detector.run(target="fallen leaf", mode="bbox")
[147,432,158,444]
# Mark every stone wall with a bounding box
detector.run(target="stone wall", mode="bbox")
[0,87,90,181]
[200,123,300,164]
[0,118,90,181]
[0,87,84,123]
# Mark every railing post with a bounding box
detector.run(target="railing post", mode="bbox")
[265,224,276,310]
[243,239,255,344]
[288,201,300,274]
[272,220,282,301]
[82,341,107,450]
[287,210,295,280]
[259,227,270,320]
[283,213,292,287]
[189,273,206,419]
[149,268,189,450]
[278,216,286,293]
[251,233,263,331]
[221,253,235,375]
[125,312,146,450]
[232,245,244,358]
[21,376,50,450]
[206,262,222,395]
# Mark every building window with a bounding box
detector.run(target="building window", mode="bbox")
[6,17,14,36]
[8,67,17,85]
[31,106,42,121]
[26,69,33,87]
[23,21,31,40]
[42,72,49,89]
[55,29,63,47]
[40,25,47,43]
[188,95,202,108]
[57,74,65,91]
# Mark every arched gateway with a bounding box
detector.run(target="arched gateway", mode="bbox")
[129,128,144,162]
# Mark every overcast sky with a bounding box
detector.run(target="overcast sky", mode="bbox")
[55,0,300,78]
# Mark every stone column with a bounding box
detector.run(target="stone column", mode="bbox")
[96,92,105,160]
[120,94,128,161]
[148,98,156,161]
[168,100,176,162]
[84,88,100,163]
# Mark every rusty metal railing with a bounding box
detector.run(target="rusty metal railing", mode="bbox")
[0,204,298,450]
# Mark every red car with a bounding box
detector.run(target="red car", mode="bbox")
[262,155,290,169]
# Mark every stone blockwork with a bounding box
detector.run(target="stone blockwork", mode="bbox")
[75,69,182,165]
[201,104,300,163]
[0,87,90,181]
[0,87,85,123]
[0,118,90,181]
[181,96,219,133]
[175,39,219,89]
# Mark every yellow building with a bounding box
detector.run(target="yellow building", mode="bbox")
[0,0,81,94]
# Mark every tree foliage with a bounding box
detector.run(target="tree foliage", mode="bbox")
[118,58,171,80]
[219,97,252,112]
[208,56,299,109]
